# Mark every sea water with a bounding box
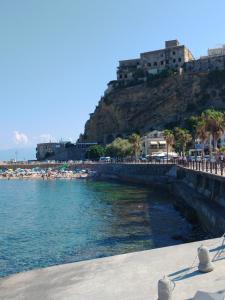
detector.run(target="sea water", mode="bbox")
[0,179,194,277]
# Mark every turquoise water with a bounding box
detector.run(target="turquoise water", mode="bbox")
[0,179,192,277]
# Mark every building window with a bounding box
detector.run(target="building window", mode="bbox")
[150,144,158,149]
[137,62,140,65]
[161,61,164,65]
[173,51,176,55]
[147,62,151,67]
[166,59,169,64]
[178,57,182,62]
[173,59,176,63]
[159,144,166,149]
[119,75,122,79]
[124,74,127,78]
[154,62,157,66]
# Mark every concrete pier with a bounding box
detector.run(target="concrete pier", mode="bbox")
[1,238,225,300]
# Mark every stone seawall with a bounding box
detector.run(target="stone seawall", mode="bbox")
[94,163,177,187]
[173,167,225,235]
[94,163,225,236]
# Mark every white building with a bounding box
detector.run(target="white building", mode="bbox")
[142,131,167,156]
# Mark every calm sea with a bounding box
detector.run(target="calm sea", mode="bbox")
[0,179,193,277]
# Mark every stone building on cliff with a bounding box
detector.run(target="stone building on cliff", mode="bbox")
[80,40,225,146]
[117,40,194,82]
[115,40,225,86]
[185,45,225,73]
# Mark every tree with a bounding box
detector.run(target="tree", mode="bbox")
[220,146,225,154]
[196,118,208,157]
[163,129,174,160]
[174,127,192,156]
[85,145,106,161]
[106,138,132,159]
[201,109,225,155]
[186,115,199,139]
[129,133,142,159]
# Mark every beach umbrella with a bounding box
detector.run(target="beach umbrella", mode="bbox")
[193,291,224,299]
[59,163,69,171]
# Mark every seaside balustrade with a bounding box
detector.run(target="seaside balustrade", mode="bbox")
[111,158,225,177]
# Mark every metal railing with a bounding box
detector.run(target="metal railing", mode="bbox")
[127,158,225,176]
[177,159,225,176]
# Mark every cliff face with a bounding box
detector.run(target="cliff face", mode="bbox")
[81,72,225,144]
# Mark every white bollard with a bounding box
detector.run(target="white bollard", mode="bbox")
[198,245,214,273]
[158,275,175,300]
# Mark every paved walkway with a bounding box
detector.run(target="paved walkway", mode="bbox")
[1,238,225,299]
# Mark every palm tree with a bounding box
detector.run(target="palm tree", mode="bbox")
[129,133,142,159]
[174,127,192,156]
[196,118,208,157]
[201,109,225,155]
[163,129,174,160]
[187,115,199,140]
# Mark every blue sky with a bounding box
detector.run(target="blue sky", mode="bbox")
[0,0,225,159]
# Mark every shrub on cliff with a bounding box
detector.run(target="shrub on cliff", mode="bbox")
[146,69,175,88]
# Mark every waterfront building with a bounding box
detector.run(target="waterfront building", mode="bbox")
[36,141,69,160]
[142,131,167,156]
[36,141,97,161]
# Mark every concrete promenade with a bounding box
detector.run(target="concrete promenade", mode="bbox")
[1,238,225,300]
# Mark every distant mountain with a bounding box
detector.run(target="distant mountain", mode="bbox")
[0,147,36,161]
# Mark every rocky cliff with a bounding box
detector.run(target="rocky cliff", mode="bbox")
[81,72,225,144]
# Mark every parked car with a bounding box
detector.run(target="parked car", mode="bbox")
[188,156,202,162]
[99,156,111,163]
[140,157,148,162]
[203,155,210,162]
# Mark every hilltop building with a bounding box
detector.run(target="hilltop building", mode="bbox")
[185,55,225,73]
[208,45,225,57]
[81,39,225,148]
[185,44,225,73]
[117,40,194,82]
[104,40,225,95]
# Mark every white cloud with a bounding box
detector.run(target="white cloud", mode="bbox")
[39,134,56,143]
[13,131,28,145]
